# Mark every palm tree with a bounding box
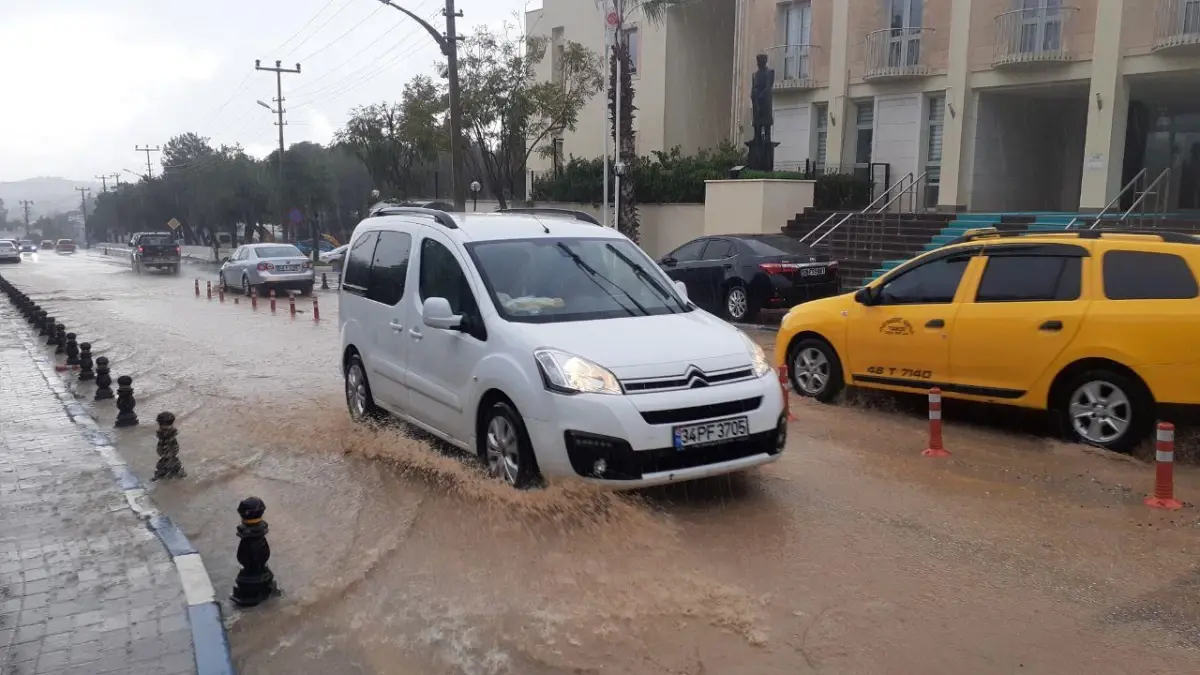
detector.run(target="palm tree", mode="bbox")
[605,0,692,243]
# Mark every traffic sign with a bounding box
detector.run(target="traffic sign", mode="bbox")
[167,218,180,230]
[606,11,619,26]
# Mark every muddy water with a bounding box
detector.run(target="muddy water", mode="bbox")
[5,253,1200,674]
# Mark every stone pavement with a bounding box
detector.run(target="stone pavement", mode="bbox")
[0,315,196,674]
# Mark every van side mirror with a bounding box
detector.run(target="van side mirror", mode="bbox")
[422,297,463,330]
[854,287,874,305]
[673,280,689,302]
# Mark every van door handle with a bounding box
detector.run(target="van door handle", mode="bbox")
[389,320,404,331]
[1039,320,1063,332]
[925,319,945,329]
[408,328,423,340]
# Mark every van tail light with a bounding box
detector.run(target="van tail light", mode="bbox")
[256,262,274,271]
[137,246,143,253]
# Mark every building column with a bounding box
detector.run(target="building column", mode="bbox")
[825,0,851,167]
[937,0,974,211]
[1079,0,1128,210]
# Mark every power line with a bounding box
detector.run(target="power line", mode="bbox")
[270,0,346,56]
[255,59,303,240]
[284,0,357,58]
[296,3,387,63]
[288,16,410,94]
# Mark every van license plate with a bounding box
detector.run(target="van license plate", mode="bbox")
[672,416,750,449]
[800,266,825,277]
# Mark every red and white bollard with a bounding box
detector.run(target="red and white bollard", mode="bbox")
[218,286,224,303]
[194,279,200,297]
[312,296,320,322]
[206,281,212,300]
[289,292,296,317]
[777,365,794,421]
[269,289,276,313]
[250,287,258,310]
[1145,422,1183,510]
[922,387,950,457]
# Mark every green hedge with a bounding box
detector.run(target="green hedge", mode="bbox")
[533,144,873,210]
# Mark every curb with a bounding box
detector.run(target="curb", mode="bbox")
[11,325,236,675]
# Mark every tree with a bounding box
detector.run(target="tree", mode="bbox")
[605,0,692,242]
[335,76,446,199]
[456,24,602,208]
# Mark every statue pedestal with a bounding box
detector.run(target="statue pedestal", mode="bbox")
[745,138,780,173]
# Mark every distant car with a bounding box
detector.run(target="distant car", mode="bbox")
[658,234,840,322]
[129,232,181,274]
[218,243,315,296]
[294,239,335,256]
[320,244,348,266]
[18,240,37,253]
[40,240,54,250]
[0,240,21,263]
[55,239,76,255]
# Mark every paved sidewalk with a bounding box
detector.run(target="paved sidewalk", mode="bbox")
[0,316,196,674]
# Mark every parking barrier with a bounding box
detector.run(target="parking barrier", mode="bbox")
[251,287,258,311]
[312,296,320,322]
[289,292,296,317]
[777,365,794,421]
[321,273,329,290]
[922,388,950,457]
[65,333,80,368]
[153,412,186,480]
[1145,422,1183,510]
[114,375,138,427]
[195,279,200,297]
[53,324,65,354]
[269,289,276,313]
[218,286,225,303]
[231,497,278,607]
[207,281,212,300]
[78,343,94,381]
[94,357,114,400]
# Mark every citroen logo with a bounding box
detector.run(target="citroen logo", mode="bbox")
[684,366,710,389]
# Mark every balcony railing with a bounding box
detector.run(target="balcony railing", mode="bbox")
[992,6,1078,66]
[864,27,933,80]
[767,44,819,90]
[1154,0,1200,51]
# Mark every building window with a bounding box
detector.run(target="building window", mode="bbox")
[620,27,640,75]
[925,94,944,207]
[814,103,828,173]
[855,100,874,166]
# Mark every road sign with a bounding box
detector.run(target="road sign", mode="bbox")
[288,207,303,225]
[167,218,180,230]
[606,11,619,26]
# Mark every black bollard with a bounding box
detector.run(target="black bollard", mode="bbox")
[114,376,138,427]
[321,272,329,290]
[65,333,79,367]
[39,312,51,336]
[231,497,277,607]
[28,304,41,324]
[152,412,186,480]
[94,357,114,400]
[78,343,94,381]
[54,324,65,354]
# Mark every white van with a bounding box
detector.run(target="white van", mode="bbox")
[338,207,787,489]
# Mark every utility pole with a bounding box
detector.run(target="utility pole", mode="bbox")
[95,174,112,193]
[19,200,32,237]
[256,59,301,241]
[75,187,91,246]
[377,0,467,212]
[135,146,161,179]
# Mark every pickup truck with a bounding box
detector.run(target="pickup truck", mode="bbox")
[130,232,181,274]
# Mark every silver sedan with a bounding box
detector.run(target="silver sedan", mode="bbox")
[218,243,316,296]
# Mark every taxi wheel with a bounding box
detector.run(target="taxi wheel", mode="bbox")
[1057,369,1152,454]
[788,338,844,403]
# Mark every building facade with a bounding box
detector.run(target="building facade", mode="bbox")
[526,0,736,174]
[739,0,1200,213]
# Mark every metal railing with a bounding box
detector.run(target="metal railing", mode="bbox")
[1117,167,1173,228]
[1065,168,1146,230]
[806,172,916,247]
[1154,0,1200,50]
[766,44,819,90]
[992,6,1078,66]
[864,27,934,80]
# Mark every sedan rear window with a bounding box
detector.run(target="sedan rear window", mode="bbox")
[140,235,173,246]
[254,246,303,258]
[740,235,815,257]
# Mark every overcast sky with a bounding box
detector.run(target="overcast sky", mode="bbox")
[0,0,537,182]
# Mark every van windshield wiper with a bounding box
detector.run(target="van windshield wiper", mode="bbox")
[555,242,648,316]
[604,243,682,311]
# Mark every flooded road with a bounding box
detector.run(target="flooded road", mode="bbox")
[4,251,1200,674]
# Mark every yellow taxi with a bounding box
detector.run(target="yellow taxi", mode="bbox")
[775,228,1200,451]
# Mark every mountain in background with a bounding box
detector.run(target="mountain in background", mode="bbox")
[0,177,103,219]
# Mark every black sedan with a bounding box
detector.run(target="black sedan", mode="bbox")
[657,234,839,322]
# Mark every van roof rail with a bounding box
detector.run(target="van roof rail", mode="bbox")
[496,207,602,226]
[370,206,459,230]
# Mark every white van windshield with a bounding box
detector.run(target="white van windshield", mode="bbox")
[467,238,692,323]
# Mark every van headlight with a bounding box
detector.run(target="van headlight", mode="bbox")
[534,349,623,395]
[740,333,772,378]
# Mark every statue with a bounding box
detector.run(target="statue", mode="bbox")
[746,54,779,171]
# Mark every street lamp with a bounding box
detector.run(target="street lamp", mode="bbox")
[256,100,273,112]
[613,161,629,177]
[469,180,481,211]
